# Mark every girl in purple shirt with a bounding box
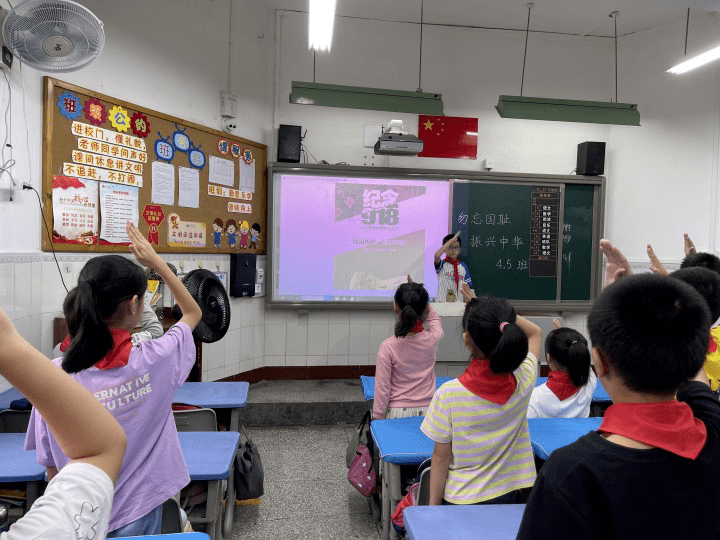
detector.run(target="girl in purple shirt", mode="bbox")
[25,222,202,537]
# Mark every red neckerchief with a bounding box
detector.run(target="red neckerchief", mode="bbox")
[60,329,133,370]
[599,401,707,459]
[546,370,580,401]
[458,358,517,405]
[409,320,424,333]
[446,257,460,289]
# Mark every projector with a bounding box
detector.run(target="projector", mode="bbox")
[374,119,424,156]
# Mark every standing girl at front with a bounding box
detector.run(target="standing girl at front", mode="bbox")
[528,327,596,418]
[25,222,202,537]
[373,282,443,420]
[421,296,541,505]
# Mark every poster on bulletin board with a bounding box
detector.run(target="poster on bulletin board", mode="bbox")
[41,77,267,254]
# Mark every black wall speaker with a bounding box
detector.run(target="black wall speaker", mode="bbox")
[230,253,257,297]
[576,141,606,176]
[278,124,301,163]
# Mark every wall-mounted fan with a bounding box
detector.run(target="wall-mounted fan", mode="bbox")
[172,269,231,344]
[1,0,104,72]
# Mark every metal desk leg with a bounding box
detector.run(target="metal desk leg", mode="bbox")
[205,479,221,540]
[26,481,39,510]
[381,461,402,540]
[222,448,237,538]
[229,407,240,432]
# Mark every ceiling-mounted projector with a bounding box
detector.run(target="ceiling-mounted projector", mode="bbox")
[374,119,423,156]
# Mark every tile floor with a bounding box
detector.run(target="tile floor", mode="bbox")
[226,423,381,539]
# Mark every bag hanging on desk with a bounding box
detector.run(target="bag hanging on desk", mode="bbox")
[235,424,264,500]
[348,443,376,497]
[345,410,372,468]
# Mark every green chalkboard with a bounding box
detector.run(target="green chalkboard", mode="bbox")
[452,180,597,303]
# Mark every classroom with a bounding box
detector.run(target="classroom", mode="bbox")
[1,0,720,539]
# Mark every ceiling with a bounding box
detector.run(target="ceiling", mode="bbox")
[269,0,720,38]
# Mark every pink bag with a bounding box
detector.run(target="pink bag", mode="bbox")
[348,443,376,496]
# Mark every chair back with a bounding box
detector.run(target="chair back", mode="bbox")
[160,498,183,533]
[173,408,217,432]
[416,466,431,506]
[0,410,30,433]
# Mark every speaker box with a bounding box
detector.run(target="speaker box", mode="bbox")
[278,124,301,163]
[576,141,606,176]
[230,253,257,297]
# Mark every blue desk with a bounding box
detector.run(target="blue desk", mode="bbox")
[360,376,453,401]
[528,417,602,460]
[0,433,45,510]
[405,504,526,540]
[0,388,24,410]
[535,377,611,404]
[370,417,433,540]
[124,535,210,540]
[179,431,239,540]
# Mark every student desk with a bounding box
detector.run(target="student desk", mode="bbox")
[370,416,434,540]
[0,433,45,510]
[404,504,526,540]
[528,417,602,460]
[179,431,239,540]
[359,376,453,401]
[173,382,249,432]
[124,535,210,540]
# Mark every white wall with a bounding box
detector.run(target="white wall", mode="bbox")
[0,0,273,389]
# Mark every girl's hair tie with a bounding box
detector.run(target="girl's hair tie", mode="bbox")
[570,341,578,345]
[499,322,509,333]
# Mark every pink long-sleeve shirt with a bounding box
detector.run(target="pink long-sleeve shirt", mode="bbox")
[373,306,443,419]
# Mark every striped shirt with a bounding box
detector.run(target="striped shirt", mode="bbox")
[434,259,472,303]
[420,353,537,503]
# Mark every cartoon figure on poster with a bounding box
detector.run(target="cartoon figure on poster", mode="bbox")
[226,219,238,249]
[172,124,191,152]
[249,223,261,249]
[434,231,473,303]
[212,218,224,248]
[188,144,206,171]
[239,221,250,248]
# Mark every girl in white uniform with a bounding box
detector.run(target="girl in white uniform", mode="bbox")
[528,327,597,418]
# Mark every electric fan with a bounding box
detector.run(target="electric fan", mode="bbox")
[172,269,231,344]
[2,0,104,73]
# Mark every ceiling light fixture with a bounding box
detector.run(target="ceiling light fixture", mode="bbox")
[308,0,337,52]
[667,10,720,75]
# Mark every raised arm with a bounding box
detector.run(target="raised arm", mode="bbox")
[599,239,632,287]
[684,233,697,256]
[434,231,460,264]
[646,244,668,276]
[126,222,202,331]
[0,310,126,483]
[515,315,542,360]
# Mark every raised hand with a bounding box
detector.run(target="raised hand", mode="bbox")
[646,244,668,276]
[460,282,476,303]
[600,239,632,287]
[126,221,164,270]
[684,233,696,257]
[552,318,562,329]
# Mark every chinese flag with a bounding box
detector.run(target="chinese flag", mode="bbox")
[418,115,478,159]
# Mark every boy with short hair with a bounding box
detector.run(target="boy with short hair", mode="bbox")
[517,272,720,539]
[434,232,473,303]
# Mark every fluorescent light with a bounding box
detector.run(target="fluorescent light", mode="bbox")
[667,44,720,75]
[309,0,337,52]
[466,132,478,136]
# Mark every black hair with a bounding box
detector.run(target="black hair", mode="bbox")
[670,267,720,322]
[442,233,461,247]
[62,255,147,374]
[681,252,720,277]
[251,223,261,233]
[394,282,429,337]
[462,296,528,373]
[587,273,710,394]
[545,328,591,387]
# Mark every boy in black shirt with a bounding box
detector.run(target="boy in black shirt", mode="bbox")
[517,270,720,540]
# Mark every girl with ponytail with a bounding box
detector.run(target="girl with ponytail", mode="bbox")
[421,295,542,506]
[373,281,443,420]
[528,327,596,418]
[26,222,202,537]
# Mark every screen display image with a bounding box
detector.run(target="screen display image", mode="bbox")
[272,173,451,303]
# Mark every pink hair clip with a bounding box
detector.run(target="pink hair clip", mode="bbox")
[499,322,509,333]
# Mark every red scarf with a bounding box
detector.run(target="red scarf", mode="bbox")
[59,329,133,370]
[458,358,517,405]
[446,257,460,289]
[546,370,580,401]
[409,320,424,333]
[599,401,707,459]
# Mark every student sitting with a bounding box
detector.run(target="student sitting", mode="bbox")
[374,282,442,420]
[421,296,541,505]
[25,222,202,537]
[517,272,720,539]
[528,327,597,418]
[0,308,126,539]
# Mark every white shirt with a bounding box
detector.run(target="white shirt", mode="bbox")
[2,462,113,540]
[527,371,598,419]
[435,259,472,303]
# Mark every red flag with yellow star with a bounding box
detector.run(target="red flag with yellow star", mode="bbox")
[418,115,478,159]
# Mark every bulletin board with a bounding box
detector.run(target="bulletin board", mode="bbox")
[41,77,267,254]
